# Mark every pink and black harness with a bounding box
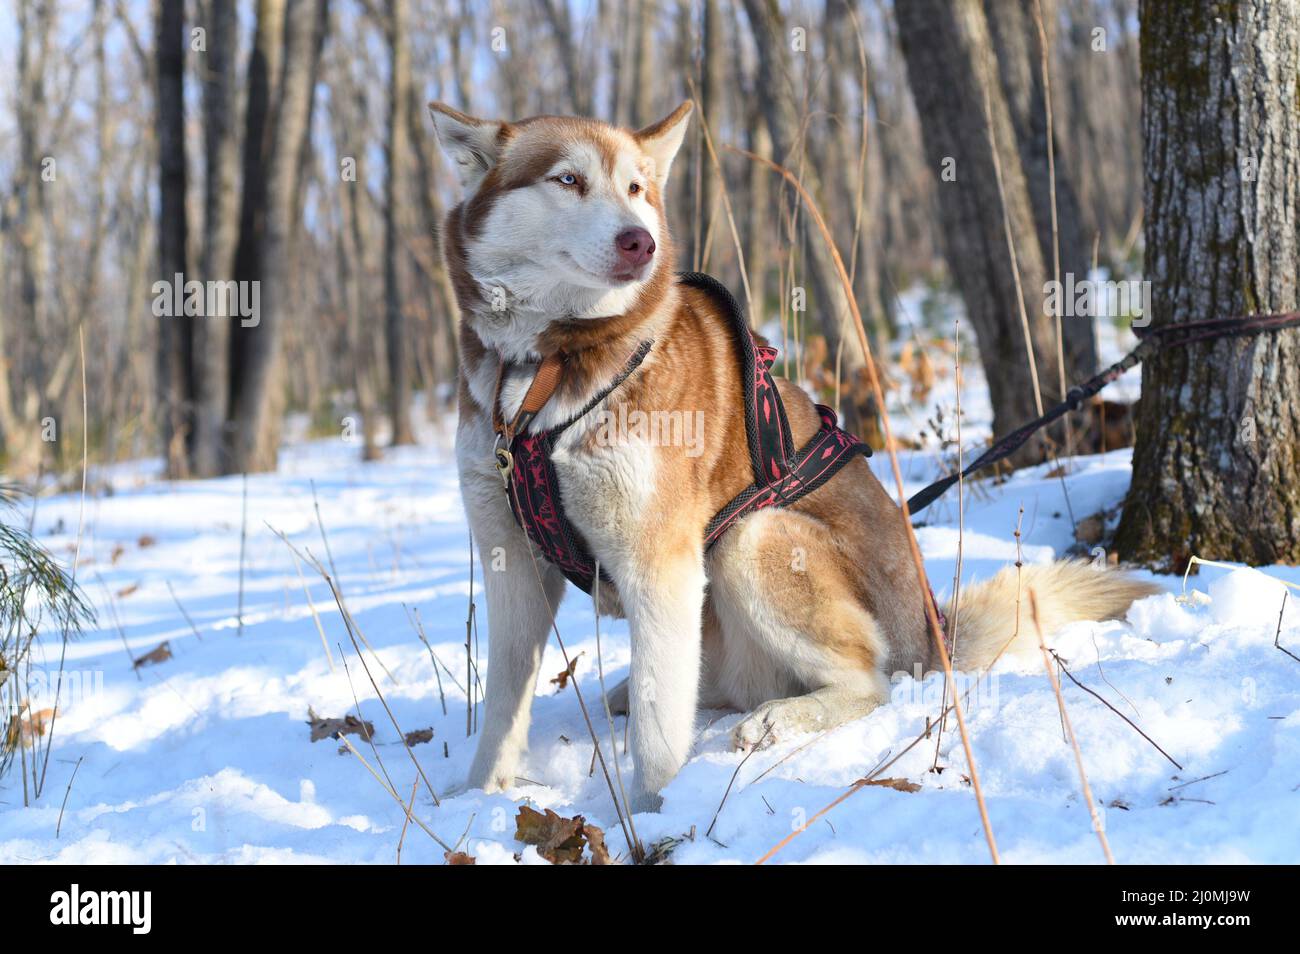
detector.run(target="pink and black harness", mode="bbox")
[492,272,871,595]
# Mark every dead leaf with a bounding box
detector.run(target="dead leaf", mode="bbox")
[117,582,140,599]
[133,641,172,669]
[138,534,157,548]
[4,705,58,749]
[1074,514,1105,546]
[306,706,374,743]
[444,851,476,865]
[583,822,610,865]
[110,543,126,564]
[514,805,589,864]
[404,727,434,746]
[549,651,584,691]
[866,777,921,793]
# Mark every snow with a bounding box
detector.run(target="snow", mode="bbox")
[3,340,1299,865]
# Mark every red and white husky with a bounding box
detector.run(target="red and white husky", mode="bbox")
[429,100,1156,812]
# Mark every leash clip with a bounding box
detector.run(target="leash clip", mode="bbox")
[493,434,514,488]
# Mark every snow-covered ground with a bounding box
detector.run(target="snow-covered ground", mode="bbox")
[3,334,1299,864]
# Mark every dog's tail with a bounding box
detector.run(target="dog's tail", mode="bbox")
[950,560,1159,669]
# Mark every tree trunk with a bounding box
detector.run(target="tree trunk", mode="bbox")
[631,0,657,127]
[156,0,192,479]
[1115,0,1300,569]
[896,0,1063,458]
[384,0,415,445]
[225,0,328,474]
[744,98,772,320]
[984,0,1097,385]
[194,0,240,477]
[739,0,864,373]
[536,0,592,115]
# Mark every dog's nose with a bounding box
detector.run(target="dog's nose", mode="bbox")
[614,227,655,267]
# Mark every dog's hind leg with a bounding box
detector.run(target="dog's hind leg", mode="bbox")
[708,508,893,751]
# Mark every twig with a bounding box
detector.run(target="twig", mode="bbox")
[934,317,965,767]
[592,563,640,855]
[166,580,203,641]
[1031,0,1074,458]
[1029,590,1114,864]
[336,734,451,851]
[319,560,440,806]
[275,528,397,685]
[1168,770,1228,792]
[979,70,1044,422]
[266,523,334,671]
[310,479,342,583]
[684,74,753,323]
[705,723,771,839]
[1275,591,1298,663]
[405,604,448,714]
[396,777,418,864]
[36,324,89,798]
[237,472,248,636]
[56,755,84,838]
[1050,650,1181,770]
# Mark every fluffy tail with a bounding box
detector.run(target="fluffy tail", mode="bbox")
[950,560,1159,669]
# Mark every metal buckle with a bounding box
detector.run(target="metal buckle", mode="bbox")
[493,435,514,488]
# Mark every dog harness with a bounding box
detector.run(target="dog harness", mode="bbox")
[490,272,872,595]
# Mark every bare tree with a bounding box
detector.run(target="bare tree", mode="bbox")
[226,0,329,473]
[1116,0,1300,568]
[155,0,192,479]
[194,0,241,476]
[384,0,415,445]
[740,0,863,372]
[984,0,1097,383]
[896,0,1063,456]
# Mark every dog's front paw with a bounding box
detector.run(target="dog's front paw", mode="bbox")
[626,787,664,814]
[731,696,826,751]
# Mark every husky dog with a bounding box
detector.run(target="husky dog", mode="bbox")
[429,100,1156,812]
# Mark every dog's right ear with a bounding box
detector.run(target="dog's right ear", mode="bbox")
[427,102,507,192]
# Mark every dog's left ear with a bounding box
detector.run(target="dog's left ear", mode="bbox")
[428,102,509,192]
[635,101,693,188]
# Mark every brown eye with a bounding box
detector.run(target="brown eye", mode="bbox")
[629,182,642,196]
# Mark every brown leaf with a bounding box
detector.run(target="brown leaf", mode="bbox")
[5,705,58,749]
[404,727,434,746]
[116,582,140,599]
[444,851,476,865]
[110,543,126,565]
[1074,514,1105,546]
[583,822,610,865]
[138,534,157,548]
[306,706,374,743]
[865,777,921,793]
[549,652,584,691]
[133,641,172,669]
[514,805,588,864]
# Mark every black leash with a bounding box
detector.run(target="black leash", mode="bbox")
[905,310,1300,516]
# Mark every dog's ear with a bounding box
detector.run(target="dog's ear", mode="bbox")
[635,101,693,189]
[427,102,508,192]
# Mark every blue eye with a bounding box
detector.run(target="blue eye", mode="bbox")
[557,173,577,185]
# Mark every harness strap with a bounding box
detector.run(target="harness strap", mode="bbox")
[492,351,567,445]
